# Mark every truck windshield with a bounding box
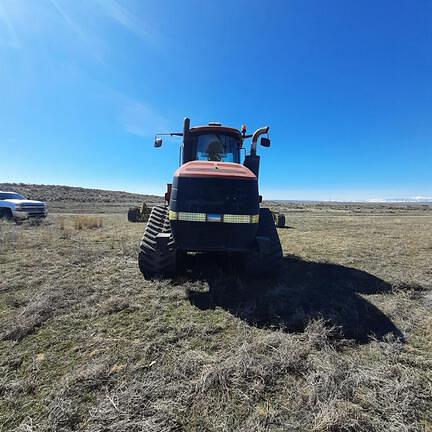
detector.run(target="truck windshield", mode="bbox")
[0,192,25,200]
[195,134,240,163]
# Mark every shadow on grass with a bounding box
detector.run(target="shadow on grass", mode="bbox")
[182,254,403,343]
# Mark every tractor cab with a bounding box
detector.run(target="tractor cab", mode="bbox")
[183,123,243,165]
[154,119,269,178]
[192,130,241,163]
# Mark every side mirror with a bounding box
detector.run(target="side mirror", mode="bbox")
[260,137,271,147]
[154,138,163,148]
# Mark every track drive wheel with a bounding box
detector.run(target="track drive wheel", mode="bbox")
[138,206,176,279]
[245,208,283,277]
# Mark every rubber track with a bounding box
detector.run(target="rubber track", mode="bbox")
[138,206,176,279]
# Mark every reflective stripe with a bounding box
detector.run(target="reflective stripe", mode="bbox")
[168,210,178,220]
[223,214,252,224]
[169,211,259,224]
[178,212,206,222]
[251,214,260,224]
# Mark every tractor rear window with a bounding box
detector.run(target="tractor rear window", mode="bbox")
[195,134,240,163]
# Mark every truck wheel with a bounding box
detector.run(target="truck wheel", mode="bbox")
[277,213,286,228]
[244,208,283,277]
[0,209,13,222]
[128,207,140,222]
[138,206,176,279]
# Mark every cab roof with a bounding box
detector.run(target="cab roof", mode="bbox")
[189,125,243,139]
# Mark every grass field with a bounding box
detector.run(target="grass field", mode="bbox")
[0,202,431,431]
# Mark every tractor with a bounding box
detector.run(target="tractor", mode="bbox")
[138,118,284,279]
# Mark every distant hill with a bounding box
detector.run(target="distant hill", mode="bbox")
[1,182,431,215]
[0,183,163,213]
[368,197,432,203]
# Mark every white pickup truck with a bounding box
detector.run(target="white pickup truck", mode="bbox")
[0,191,48,222]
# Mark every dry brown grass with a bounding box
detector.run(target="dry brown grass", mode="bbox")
[58,216,66,230]
[0,206,431,431]
[73,215,103,230]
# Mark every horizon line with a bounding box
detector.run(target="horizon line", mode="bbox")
[1,181,431,204]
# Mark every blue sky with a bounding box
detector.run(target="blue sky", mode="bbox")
[0,0,431,200]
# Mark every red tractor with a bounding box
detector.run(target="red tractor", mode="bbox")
[138,118,283,278]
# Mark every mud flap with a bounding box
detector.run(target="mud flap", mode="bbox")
[256,235,271,256]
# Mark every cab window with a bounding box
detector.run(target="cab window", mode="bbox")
[0,192,25,200]
[195,134,240,163]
